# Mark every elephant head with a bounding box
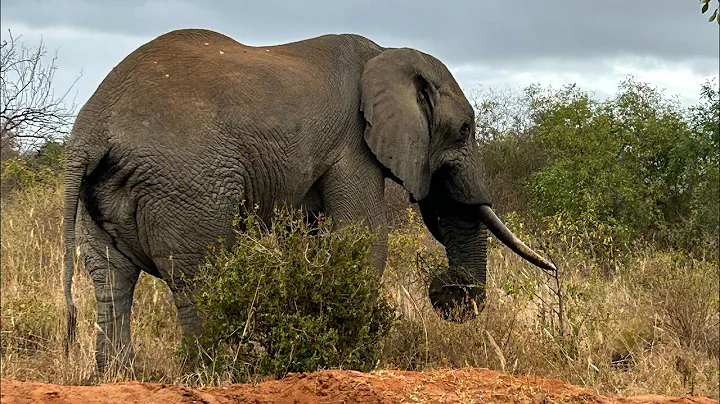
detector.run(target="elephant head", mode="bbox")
[360,48,555,322]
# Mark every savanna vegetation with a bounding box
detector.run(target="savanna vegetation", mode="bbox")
[1,30,717,398]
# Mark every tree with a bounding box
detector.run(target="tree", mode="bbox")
[472,85,548,214]
[1,29,81,156]
[700,0,720,24]
[527,77,718,255]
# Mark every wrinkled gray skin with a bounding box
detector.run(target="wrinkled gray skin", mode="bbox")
[63,29,555,373]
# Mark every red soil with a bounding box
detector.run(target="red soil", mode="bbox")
[2,368,716,404]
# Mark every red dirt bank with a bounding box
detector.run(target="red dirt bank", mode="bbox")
[1,368,716,404]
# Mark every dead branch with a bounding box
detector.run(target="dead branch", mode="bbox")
[1,29,82,153]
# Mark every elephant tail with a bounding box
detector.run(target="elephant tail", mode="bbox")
[63,154,87,357]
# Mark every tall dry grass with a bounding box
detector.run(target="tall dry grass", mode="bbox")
[1,180,718,398]
[381,209,719,398]
[1,180,183,384]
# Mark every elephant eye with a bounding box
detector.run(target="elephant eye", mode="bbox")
[459,123,471,138]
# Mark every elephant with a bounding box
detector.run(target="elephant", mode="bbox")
[63,28,555,373]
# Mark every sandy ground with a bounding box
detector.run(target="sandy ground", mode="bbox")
[1,368,716,404]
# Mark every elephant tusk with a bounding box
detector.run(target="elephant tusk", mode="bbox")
[478,205,557,272]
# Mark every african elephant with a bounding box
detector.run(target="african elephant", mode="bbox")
[63,29,555,373]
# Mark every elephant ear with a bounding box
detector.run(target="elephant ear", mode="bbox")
[360,48,438,201]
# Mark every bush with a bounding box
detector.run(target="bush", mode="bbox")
[473,78,719,258]
[1,140,65,199]
[473,85,548,214]
[189,207,396,382]
[528,78,718,257]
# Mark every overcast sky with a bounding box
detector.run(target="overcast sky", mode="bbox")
[2,0,718,111]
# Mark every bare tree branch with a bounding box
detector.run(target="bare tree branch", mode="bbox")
[1,29,82,155]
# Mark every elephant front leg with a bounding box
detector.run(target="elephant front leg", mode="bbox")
[318,158,388,272]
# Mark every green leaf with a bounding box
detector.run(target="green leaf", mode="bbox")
[710,8,718,21]
[702,2,709,13]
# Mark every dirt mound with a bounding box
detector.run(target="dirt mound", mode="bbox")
[1,368,715,404]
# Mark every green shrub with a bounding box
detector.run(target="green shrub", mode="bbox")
[473,85,548,215]
[473,78,719,258]
[528,78,718,256]
[189,207,396,382]
[1,140,66,198]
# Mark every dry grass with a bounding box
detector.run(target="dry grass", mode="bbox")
[1,181,718,399]
[381,209,719,399]
[1,180,183,384]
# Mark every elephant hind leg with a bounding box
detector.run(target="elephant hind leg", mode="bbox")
[153,255,204,365]
[92,266,140,376]
[77,209,141,375]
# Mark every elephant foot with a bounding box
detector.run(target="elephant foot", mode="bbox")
[94,336,136,379]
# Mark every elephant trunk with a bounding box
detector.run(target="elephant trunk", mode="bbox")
[428,214,489,323]
[424,151,555,323]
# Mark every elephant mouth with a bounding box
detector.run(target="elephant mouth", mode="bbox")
[420,181,555,324]
[426,198,557,273]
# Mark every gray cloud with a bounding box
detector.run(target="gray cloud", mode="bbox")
[2,0,717,108]
[3,0,718,68]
